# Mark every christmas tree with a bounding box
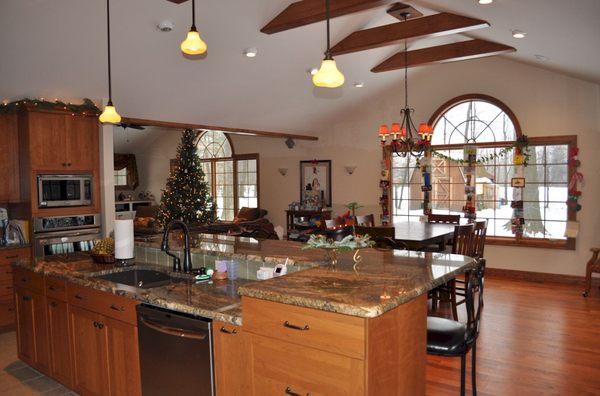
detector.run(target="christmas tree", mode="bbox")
[156,130,216,227]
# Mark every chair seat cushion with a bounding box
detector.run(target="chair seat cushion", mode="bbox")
[426,316,468,356]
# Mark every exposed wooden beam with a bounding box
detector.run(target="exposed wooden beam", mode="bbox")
[261,0,394,34]
[387,2,423,21]
[330,12,489,56]
[371,39,516,72]
[120,117,319,141]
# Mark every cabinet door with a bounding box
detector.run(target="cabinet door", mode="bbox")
[213,321,252,396]
[70,306,109,396]
[28,112,69,171]
[15,288,50,373]
[105,317,141,396]
[65,116,99,171]
[47,298,72,388]
[0,114,20,202]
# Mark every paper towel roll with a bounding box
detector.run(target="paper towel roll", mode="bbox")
[114,219,134,259]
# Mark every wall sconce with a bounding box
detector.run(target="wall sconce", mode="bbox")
[278,168,288,176]
[344,165,357,175]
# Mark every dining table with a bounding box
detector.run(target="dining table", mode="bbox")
[389,221,457,251]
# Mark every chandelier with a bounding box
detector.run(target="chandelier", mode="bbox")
[378,12,432,157]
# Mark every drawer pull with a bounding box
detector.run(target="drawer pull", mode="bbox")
[97,322,104,329]
[219,326,237,335]
[48,285,56,291]
[110,304,125,312]
[285,386,309,396]
[283,321,309,331]
[22,295,32,301]
[49,301,58,308]
[74,294,85,300]
[4,255,18,259]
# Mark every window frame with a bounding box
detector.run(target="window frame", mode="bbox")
[195,131,260,220]
[389,94,577,250]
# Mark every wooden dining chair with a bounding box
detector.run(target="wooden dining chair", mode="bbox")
[427,269,484,396]
[354,225,406,250]
[428,214,461,224]
[583,248,600,297]
[356,214,375,227]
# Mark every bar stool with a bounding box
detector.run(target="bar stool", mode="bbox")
[427,268,484,396]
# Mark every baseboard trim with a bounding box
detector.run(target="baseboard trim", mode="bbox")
[486,268,585,285]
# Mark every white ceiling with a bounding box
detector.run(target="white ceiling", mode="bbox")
[1,0,599,138]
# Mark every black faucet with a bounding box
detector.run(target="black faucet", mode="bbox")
[161,220,193,273]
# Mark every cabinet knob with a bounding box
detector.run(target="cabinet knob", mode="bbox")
[48,285,56,291]
[74,294,85,300]
[49,301,58,308]
[109,304,125,312]
[97,322,104,330]
[67,163,72,167]
[285,387,309,396]
[22,295,32,301]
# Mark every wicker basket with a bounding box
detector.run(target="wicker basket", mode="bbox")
[91,253,116,264]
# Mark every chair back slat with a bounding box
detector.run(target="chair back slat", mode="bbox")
[452,224,474,256]
[466,265,485,345]
[356,214,375,227]
[472,220,487,259]
[428,214,460,224]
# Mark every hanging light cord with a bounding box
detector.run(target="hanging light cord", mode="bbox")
[106,0,113,104]
[191,0,196,30]
[325,0,331,59]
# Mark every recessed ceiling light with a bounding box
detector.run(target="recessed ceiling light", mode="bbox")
[478,0,493,4]
[535,54,549,61]
[308,67,319,76]
[157,20,174,32]
[512,30,526,39]
[243,48,258,58]
[353,82,365,88]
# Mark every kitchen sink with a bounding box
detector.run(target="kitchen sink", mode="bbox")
[95,269,173,289]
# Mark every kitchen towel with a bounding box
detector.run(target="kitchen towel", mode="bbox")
[115,219,134,259]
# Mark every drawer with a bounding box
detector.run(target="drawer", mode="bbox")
[67,282,138,325]
[242,297,365,360]
[250,334,364,396]
[0,280,13,298]
[0,266,12,283]
[45,277,67,301]
[0,297,15,327]
[0,248,30,266]
[12,267,44,293]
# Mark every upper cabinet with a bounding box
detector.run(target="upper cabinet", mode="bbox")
[0,114,21,202]
[26,111,99,172]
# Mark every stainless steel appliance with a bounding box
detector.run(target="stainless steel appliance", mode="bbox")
[33,214,101,258]
[37,174,93,208]
[137,304,214,396]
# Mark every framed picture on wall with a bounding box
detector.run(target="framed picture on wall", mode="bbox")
[300,160,332,208]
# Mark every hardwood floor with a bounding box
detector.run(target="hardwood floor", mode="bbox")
[0,277,598,395]
[427,276,600,395]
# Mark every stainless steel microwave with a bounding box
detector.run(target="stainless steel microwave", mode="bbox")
[37,174,93,208]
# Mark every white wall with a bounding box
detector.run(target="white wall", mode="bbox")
[133,56,600,277]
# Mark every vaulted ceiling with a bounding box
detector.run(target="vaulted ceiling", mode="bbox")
[1,0,598,137]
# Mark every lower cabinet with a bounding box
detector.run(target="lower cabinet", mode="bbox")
[213,321,252,396]
[46,297,72,388]
[15,287,50,374]
[69,302,141,396]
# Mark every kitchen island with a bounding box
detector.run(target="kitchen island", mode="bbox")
[12,235,476,395]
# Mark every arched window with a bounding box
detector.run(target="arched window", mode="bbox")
[391,94,576,248]
[195,131,259,221]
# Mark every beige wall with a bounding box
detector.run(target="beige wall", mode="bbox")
[135,56,600,277]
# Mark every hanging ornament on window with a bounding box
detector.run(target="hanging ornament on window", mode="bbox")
[462,141,477,222]
[510,144,526,237]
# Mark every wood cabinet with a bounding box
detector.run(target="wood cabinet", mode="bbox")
[0,114,21,202]
[64,115,99,171]
[213,321,252,396]
[46,297,72,388]
[14,287,50,374]
[27,111,69,171]
[0,248,31,331]
[70,305,109,396]
[105,316,141,396]
[242,295,428,396]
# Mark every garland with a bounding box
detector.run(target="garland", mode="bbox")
[0,98,100,116]
[421,135,531,165]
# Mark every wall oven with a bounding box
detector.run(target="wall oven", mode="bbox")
[37,174,93,208]
[33,214,101,258]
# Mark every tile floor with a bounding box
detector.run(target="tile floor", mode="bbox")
[0,331,76,395]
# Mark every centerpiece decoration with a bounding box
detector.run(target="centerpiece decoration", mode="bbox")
[302,234,375,270]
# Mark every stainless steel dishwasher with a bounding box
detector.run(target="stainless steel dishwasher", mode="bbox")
[137,304,215,395]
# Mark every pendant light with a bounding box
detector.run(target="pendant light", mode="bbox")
[180,0,207,55]
[99,0,121,124]
[312,0,344,88]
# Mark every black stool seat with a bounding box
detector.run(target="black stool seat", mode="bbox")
[426,317,467,356]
